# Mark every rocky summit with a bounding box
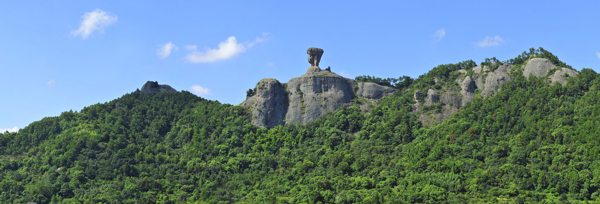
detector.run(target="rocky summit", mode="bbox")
[140,81,177,94]
[240,47,396,128]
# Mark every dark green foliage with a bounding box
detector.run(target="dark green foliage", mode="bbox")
[1,49,600,203]
[355,75,414,89]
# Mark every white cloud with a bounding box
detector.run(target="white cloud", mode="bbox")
[190,85,210,96]
[157,42,178,59]
[71,9,118,39]
[432,29,445,43]
[185,33,268,63]
[339,71,352,78]
[267,62,275,68]
[47,79,55,87]
[596,52,600,59]
[1,126,19,133]
[477,36,505,48]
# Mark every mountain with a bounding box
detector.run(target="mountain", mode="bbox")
[1,47,600,203]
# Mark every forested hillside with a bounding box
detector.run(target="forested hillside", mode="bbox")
[2,48,600,203]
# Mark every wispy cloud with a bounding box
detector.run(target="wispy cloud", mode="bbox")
[190,85,210,96]
[267,62,275,68]
[338,71,352,78]
[1,126,19,133]
[477,36,505,48]
[247,32,269,48]
[157,42,178,59]
[596,52,600,59]
[71,9,118,39]
[185,33,269,63]
[432,29,446,43]
[47,80,55,87]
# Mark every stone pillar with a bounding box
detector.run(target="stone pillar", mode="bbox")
[307,47,324,72]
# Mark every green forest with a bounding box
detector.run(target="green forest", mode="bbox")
[2,48,600,203]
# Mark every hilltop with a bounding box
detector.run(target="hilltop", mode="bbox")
[1,47,600,203]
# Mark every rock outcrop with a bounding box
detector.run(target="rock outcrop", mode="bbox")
[248,78,287,128]
[239,47,396,128]
[521,58,579,85]
[550,68,578,85]
[355,82,396,100]
[523,58,556,78]
[286,70,356,125]
[140,81,177,93]
[458,76,475,106]
[481,64,513,98]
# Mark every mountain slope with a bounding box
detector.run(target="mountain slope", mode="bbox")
[2,48,600,203]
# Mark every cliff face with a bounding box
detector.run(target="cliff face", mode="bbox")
[248,78,287,128]
[285,70,356,125]
[240,70,395,128]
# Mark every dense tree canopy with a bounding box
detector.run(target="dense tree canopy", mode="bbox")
[1,48,600,203]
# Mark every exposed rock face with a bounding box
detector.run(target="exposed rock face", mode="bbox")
[239,47,398,128]
[140,81,177,93]
[286,70,355,125]
[355,82,396,100]
[523,58,556,78]
[424,89,439,105]
[550,68,578,85]
[481,64,513,98]
[247,78,288,128]
[459,76,475,106]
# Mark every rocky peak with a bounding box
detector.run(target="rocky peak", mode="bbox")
[239,47,396,128]
[140,81,177,94]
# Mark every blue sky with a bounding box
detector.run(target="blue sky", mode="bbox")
[1,1,599,132]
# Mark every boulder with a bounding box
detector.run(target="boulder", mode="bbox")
[550,68,579,86]
[523,58,556,78]
[355,82,396,100]
[140,81,177,93]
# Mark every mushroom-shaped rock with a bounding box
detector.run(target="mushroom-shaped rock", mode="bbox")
[307,47,324,73]
[250,78,288,128]
[140,81,177,93]
[523,58,556,78]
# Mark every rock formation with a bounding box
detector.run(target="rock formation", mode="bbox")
[140,81,177,94]
[523,58,555,78]
[248,78,287,128]
[521,58,579,85]
[306,47,324,73]
[550,68,578,85]
[239,47,396,128]
[355,82,396,100]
